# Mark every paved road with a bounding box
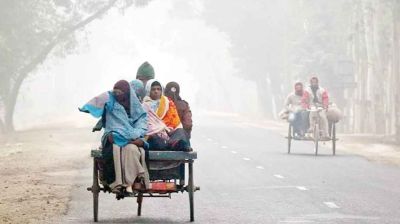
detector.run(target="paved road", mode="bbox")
[63,115,400,223]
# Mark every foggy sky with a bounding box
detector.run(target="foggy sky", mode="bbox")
[13,0,260,130]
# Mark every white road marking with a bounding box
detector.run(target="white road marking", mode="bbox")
[231,150,237,154]
[245,185,302,190]
[274,174,285,179]
[279,220,315,223]
[207,138,213,141]
[221,145,228,149]
[281,214,379,222]
[296,186,308,191]
[243,157,251,161]
[256,166,265,169]
[324,202,340,209]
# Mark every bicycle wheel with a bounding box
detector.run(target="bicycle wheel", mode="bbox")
[314,123,319,156]
[288,124,292,154]
[332,123,336,155]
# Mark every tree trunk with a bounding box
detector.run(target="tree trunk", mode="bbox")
[2,0,118,132]
[358,0,369,133]
[393,0,400,143]
[0,118,5,134]
[256,75,273,118]
[371,0,386,134]
[0,97,5,134]
[362,0,377,133]
[352,0,361,133]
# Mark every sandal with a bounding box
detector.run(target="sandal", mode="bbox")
[111,185,123,194]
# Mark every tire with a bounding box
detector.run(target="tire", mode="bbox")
[92,158,100,222]
[93,192,99,222]
[332,123,336,156]
[137,193,143,216]
[288,125,292,154]
[188,161,194,222]
[314,123,319,156]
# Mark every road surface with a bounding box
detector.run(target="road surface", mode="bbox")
[63,115,400,223]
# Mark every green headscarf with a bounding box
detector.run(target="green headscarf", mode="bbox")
[136,61,155,80]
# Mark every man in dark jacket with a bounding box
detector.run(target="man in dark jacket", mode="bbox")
[164,82,193,138]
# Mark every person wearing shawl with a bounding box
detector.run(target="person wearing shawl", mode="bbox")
[142,79,191,151]
[136,61,155,88]
[79,80,150,194]
[164,81,193,138]
[130,79,145,102]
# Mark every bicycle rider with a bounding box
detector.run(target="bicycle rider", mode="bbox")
[301,76,330,140]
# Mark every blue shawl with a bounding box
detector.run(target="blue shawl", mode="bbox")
[79,86,148,148]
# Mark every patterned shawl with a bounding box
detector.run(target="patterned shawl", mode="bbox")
[143,79,182,138]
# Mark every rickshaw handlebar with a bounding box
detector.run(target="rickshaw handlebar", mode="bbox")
[307,107,324,112]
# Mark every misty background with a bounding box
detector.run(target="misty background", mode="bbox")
[1,0,400,142]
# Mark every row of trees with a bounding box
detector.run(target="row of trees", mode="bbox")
[202,0,400,142]
[348,0,400,140]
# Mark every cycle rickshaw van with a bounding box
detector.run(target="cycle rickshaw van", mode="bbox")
[286,103,341,155]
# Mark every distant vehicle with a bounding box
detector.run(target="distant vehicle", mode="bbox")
[286,104,338,156]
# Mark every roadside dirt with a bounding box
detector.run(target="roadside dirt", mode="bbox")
[0,126,98,224]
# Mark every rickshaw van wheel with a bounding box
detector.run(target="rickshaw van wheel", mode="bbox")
[288,125,292,154]
[332,123,336,156]
[92,158,100,222]
[314,124,319,156]
[188,161,195,222]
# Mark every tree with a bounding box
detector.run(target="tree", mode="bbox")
[201,1,282,117]
[347,0,400,136]
[0,0,151,133]
[393,0,400,142]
